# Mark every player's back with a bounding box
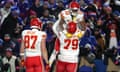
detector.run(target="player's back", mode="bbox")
[22,29,46,57]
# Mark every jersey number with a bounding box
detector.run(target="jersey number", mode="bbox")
[24,35,37,49]
[64,39,78,50]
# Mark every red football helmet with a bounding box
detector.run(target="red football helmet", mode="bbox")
[69,2,80,16]
[67,21,77,34]
[30,18,42,29]
[69,1,80,10]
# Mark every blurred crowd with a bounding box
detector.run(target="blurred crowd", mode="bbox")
[0,0,120,72]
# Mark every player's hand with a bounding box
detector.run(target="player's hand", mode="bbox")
[20,56,25,67]
[45,64,50,72]
[77,31,85,38]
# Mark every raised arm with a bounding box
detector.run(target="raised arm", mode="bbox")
[52,13,64,37]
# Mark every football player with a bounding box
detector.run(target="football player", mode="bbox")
[20,18,49,72]
[52,1,86,35]
[49,21,85,72]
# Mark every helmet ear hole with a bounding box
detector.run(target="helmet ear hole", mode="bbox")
[67,21,77,34]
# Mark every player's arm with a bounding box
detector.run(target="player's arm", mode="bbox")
[20,38,25,58]
[41,34,49,64]
[49,38,59,67]
[52,12,64,36]
[77,11,87,31]
[59,19,64,31]
[79,19,86,31]
[19,38,25,67]
[49,50,58,67]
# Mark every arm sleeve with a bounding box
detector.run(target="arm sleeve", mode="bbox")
[52,20,60,37]
[52,13,63,37]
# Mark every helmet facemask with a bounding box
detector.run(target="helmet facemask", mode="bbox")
[69,2,80,16]
[70,8,79,16]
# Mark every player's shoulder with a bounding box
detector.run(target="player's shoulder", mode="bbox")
[61,9,69,12]
[39,31,46,35]
[59,9,70,19]
[78,10,84,15]
[39,31,47,36]
[39,31,47,38]
[22,29,31,34]
[60,9,70,15]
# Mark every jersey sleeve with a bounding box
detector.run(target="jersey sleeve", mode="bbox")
[58,10,65,20]
[77,11,84,22]
[41,32,47,40]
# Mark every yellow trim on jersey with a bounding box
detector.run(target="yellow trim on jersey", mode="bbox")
[65,32,73,38]
[65,31,84,38]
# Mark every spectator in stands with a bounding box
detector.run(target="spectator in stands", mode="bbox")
[17,0,30,20]
[54,1,65,19]
[112,10,120,31]
[59,0,72,8]
[106,22,120,49]
[2,48,20,72]
[0,38,3,56]
[109,0,120,12]
[12,23,22,57]
[40,9,56,30]
[2,34,16,56]
[85,3,98,34]
[48,0,57,16]
[100,6,113,24]
[79,43,95,71]
[44,21,56,58]
[24,9,37,29]
[80,29,97,53]
[94,28,106,53]
[13,19,23,39]
[0,0,13,26]
[30,0,43,17]
[79,0,87,12]
[94,47,107,72]
[114,42,120,65]
[0,6,20,39]
[39,1,49,16]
